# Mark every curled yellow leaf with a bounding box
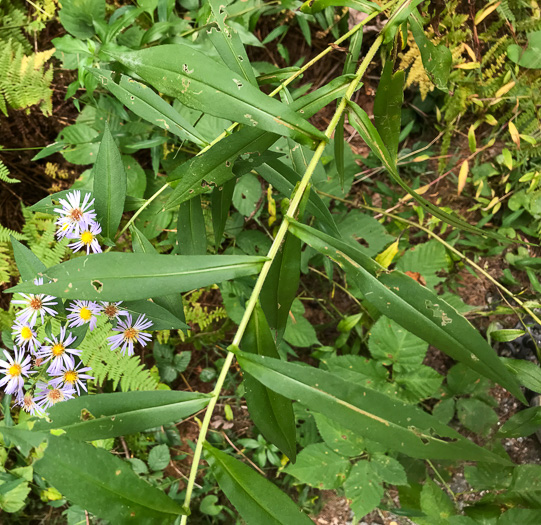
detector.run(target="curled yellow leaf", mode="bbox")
[458,160,469,196]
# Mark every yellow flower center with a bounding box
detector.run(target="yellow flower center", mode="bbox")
[8,364,21,377]
[81,231,94,245]
[52,343,65,357]
[20,326,33,340]
[64,370,78,384]
[47,389,64,404]
[124,327,139,341]
[79,307,92,320]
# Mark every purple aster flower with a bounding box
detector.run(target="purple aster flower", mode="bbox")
[67,220,102,254]
[100,302,129,321]
[66,300,102,331]
[49,361,94,396]
[108,314,153,356]
[34,381,76,411]
[11,320,40,353]
[16,392,46,417]
[12,293,57,326]
[36,327,80,374]
[54,190,96,239]
[0,347,34,397]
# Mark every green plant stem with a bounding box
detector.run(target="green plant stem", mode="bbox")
[318,191,541,327]
[118,3,394,248]
[427,459,457,503]
[197,3,389,156]
[179,32,385,524]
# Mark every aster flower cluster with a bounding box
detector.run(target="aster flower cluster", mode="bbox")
[1,191,155,415]
[55,190,102,254]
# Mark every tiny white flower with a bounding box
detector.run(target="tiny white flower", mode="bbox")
[49,362,94,396]
[67,220,102,255]
[54,190,96,239]
[12,293,58,326]
[108,314,153,356]
[11,320,41,353]
[66,300,102,331]
[34,381,76,410]
[100,302,129,321]
[0,347,34,397]
[37,327,80,374]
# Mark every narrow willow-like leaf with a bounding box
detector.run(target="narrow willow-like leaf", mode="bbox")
[88,69,208,146]
[301,0,380,15]
[409,10,452,91]
[211,179,236,249]
[257,160,339,237]
[373,61,404,162]
[6,253,267,302]
[35,433,186,523]
[105,45,326,147]
[123,299,188,330]
[287,219,526,403]
[164,75,357,212]
[235,351,509,463]
[130,225,186,325]
[347,100,513,243]
[207,0,257,86]
[204,443,313,525]
[177,195,206,255]
[29,189,90,214]
[34,391,210,440]
[11,237,46,281]
[382,0,424,43]
[260,233,301,342]
[93,122,127,240]
[243,304,296,461]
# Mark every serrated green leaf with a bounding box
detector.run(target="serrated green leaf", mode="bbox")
[344,460,384,518]
[497,406,541,438]
[285,443,350,489]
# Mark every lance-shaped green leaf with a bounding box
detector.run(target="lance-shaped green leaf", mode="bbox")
[374,61,404,162]
[235,351,509,463]
[104,45,326,148]
[287,219,526,403]
[34,390,210,440]
[260,231,301,342]
[382,0,424,43]
[130,225,187,325]
[11,238,46,282]
[211,179,236,249]
[207,0,257,86]
[300,0,380,15]
[93,122,127,240]
[34,433,187,522]
[409,10,452,91]
[347,100,514,244]
[88,69,208,147]
[123,300,188,330]
[204,443,313,525]
[242,304,296,461]
[163,74,356,212]
[257,160,339,237]
[6,253,267,302]
[177,195,207,255]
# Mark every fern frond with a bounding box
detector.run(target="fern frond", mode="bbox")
[80,318,158,392]
[0,224,26,243]
[0,158,20,183]
[0,242,16,285]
